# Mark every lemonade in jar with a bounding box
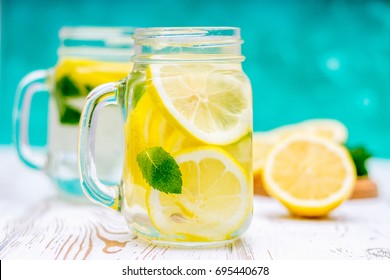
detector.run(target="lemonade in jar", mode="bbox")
[79,27,253,246]
[14,27,134,197]
[48,57,132,194]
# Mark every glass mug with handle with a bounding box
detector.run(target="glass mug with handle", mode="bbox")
[14,26,135,198]
[79,27,253,246]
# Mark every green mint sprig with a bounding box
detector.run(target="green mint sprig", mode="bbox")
[347,146,372,177]
[129,71,146,108]
[137,147,182,194]
[60,106,80,124]
[56,76,81,97]
[55,75,84,125]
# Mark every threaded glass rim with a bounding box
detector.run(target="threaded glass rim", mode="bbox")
[133,27,243,47]
[58,26,135,61]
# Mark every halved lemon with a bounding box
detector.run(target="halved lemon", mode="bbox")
[270,119,348,143]
[294,119,348,143]
[263,135,356,217]
[146,147,252,241]
[253,119,348,175]
[146,64,252,145]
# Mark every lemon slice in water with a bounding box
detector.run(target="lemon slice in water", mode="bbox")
[146,64,251,145]
[146,146,252,241]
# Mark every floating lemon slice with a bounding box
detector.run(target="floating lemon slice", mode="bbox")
[263,135,356,217]
[146,64,251,145]
[56,58,131,87]
[146,147,251,241]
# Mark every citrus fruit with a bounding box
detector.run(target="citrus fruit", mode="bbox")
[146,146,251,241]
[294,119,348,143]
[56,58,131,87]
[253,119,348,175]
[270,119,348,143]
[146,64,251,145]
[263,135,356,217]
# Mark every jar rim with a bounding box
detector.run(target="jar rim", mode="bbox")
[59,26,136,41]
[58,26,135,61]
[133,27,242,46]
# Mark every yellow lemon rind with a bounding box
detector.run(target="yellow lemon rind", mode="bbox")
[263,134,356,217]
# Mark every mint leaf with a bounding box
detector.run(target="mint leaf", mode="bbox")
[56,76,81,97]
[137,147,182,194]
[347,146,372,177]
[128,71,146,108]
[54,75,83,125]
[60,105,81,124]
[132,81,146,108]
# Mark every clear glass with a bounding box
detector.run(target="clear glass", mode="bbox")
[14,26,135,198]
[79,27,253,246]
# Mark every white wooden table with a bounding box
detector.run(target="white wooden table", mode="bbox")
[1,147,390,260]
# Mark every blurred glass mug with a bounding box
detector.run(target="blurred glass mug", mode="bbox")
[79,27,253,246]
[13,26,135,199]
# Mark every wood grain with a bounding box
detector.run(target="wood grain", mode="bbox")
[1,148,390,260]
[0,198,256,260]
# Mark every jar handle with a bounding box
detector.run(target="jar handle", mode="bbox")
[78,81,125,210]
[13,69,50,170]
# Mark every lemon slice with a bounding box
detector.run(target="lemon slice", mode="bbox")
[146,147,251,241]
[56,58,131,86]
[263,135,356,217]
[125,91,200,190]
[124,93,155,187]
[128,91,198,156]
[146,64,251,145]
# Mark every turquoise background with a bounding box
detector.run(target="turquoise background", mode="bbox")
[1,0,390,157]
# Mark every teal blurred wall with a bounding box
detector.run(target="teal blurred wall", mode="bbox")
[1,0,390,157]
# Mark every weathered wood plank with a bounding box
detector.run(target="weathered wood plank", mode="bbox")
[1,148,390,260]
[0,198,257,260]
[1,196,389,260]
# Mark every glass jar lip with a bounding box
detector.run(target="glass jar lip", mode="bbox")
[60,26,136,41]
[133,26,242,46]
[58,26,136,61]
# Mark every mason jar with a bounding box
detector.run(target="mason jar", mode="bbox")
[14,26,135,199]
[79,27,253,246]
